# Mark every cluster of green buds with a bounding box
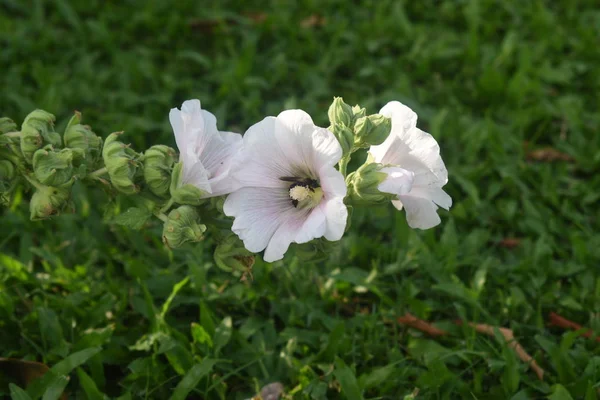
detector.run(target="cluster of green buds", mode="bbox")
[345,153,395,205]
[0,109,214,252]
[327,97,391,157]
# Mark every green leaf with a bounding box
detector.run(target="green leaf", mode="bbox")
[213,316,232,355]
[359,364,396,390]
[548,384,574,400]
[37,307,68,357]
[333,357,363,400]
[169,359,217,400]
[27,347,102,399]
[191,322,213,347]
[77,368,106,400]
[112,207,152,230]
[160,276,190,319]
[10,384,33,400]
[41,375,68,400]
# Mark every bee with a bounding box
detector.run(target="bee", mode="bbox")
[279,176,319,189]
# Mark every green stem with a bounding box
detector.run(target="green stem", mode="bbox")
[3,131,21,138]
[160,198,174,213]
[339,155,351,176]
[23,174,45,191]
[154,211,168,222]
[88,167,108,179]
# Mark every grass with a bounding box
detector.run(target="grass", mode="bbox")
[1,0,600,399]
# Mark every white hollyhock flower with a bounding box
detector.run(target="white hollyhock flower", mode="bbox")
[169,99,242,197]
[370,101,451,229]
[223,110,347,262]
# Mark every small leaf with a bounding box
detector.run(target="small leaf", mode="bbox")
[333,357,363,400]
[160,276,190,319]
[27,347,102,399]
[112,207,152,230]
[41,375,69,400]
[191,323,213,347]
[548,384,574,400]
[213,317,232,355]
[10,384,33,400]
[77,368,106,400]
[169,359,217,400]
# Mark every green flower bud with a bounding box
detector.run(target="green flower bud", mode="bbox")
[214,234,255,273]
[346,157,394,205]
[0,117,17,134]
[327,97,353,128]
[352,105,367,120]
[328,123,354,156]
[22,109,61,148]
[0,161,16,196]
[162,205,206,248]
[32,146,74,186]
[353,114,392,148]
[169,161,205,205]
[143,145,176,197]
[102,132,141,195]
[63,112,103,164]
[29,180,73,220]
[20,125,44,163]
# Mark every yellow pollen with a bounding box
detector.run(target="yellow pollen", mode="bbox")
[289,185,310,201]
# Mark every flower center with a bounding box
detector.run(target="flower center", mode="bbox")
[281,176,323,209]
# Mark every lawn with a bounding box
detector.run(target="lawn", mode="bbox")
[1,0,600,399]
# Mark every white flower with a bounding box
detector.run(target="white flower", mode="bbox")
[370,101,451,229]
[169,99,242,197]
[223,110,348,262]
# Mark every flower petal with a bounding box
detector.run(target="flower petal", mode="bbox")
[323,196,347,241]
[378,167,415,197]
[397,187,452,229]
[275,110,342,174]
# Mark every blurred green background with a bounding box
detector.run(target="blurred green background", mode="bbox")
[1,1,600,399]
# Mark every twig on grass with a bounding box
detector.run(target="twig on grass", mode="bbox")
[456,321,545,381]
[396,313,545,381]
[397,312,448,338]
[548,312,600,342]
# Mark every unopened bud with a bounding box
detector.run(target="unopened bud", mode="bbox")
[162,205,206,248]
[22,109,61,148]
[214,234,255,273]
[20,125,44,163]
[0,118,17,134]
[346,155,413,205]
[63,112,103,164]
[327,97,353,127]
[29,180,73,220]
[102,132,141,195]
[353,114,392,148]
[143,145,176,197]
[169,161,205,205]
[328,123,354,156]
[32,146,74,186]
[352,105,366,120]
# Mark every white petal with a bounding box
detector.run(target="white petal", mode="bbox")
[295,203,327,244]
[399,195,442,229]
[397,187,452,229]
[378,167,415,197]
[223,187,312,261]
[170,100,242,197]
[323,196,347,240]
[318,165,347,199]
[230,117,296,188]
[379,101,418,136]
[276,109,343,173]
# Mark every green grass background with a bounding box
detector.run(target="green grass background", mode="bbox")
[1,0,600,399]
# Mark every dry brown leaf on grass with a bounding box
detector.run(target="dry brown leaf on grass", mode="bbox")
[548,312,600,342]
[300,15,326,28]
[0,358,68,400]
[396,313,545,381]
[498,237,521,249]
[526,147,573,162]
